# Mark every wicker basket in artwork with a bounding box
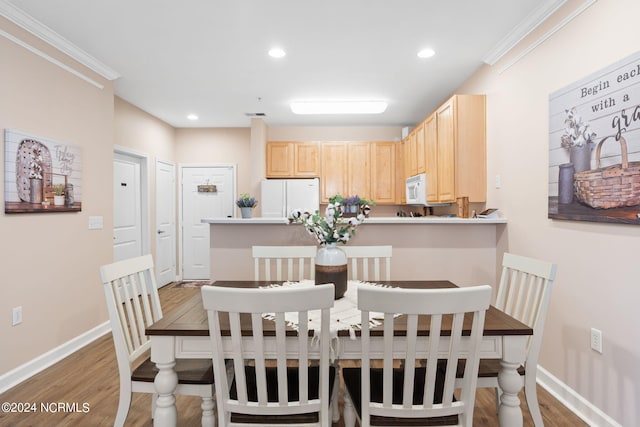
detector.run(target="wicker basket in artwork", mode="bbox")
[574,136,640,209]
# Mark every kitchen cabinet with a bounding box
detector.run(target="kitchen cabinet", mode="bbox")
[423,113,438,202]
[371,142,396,204]
[415,123,426,174]
[396,141,405,204]
[347,142,371,200]
[432,94,486,203]
[294,142,320,177]
[266,141,320,178]
[320,143,348,202]
[320,141,398,204]
[404,131,417,178]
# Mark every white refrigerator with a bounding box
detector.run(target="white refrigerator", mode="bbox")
[261,178,320,218]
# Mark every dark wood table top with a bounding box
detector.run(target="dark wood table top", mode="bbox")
[146,280,532,338]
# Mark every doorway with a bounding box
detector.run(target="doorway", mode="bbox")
[180,165,235,280]
[113,149,150,262]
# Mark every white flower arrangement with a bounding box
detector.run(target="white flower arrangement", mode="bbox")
[29,147,43,179]
[561,107,597,148]
[289,194,370,245]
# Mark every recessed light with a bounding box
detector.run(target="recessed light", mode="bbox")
[290,100,388,115]
[268,48,286,58]
[417,48,435,59]
[187,114,198,121]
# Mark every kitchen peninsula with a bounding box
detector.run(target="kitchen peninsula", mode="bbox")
[203,216,507,287]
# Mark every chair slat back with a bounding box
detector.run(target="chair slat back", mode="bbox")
[202,284,334,426]
[252,246,317,281]
[99,255,162,366]
[495,253,557,358]
[341,245,392,281]
[357,285,492,426]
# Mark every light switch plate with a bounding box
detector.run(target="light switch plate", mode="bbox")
[88,216,103,230]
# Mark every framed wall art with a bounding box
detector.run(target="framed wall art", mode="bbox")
[549,51,640,225]
[4,129,82,214]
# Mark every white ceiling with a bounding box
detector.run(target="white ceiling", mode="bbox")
[3,0,562,128]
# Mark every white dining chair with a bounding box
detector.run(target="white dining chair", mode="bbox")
[252,245,317,281]
[342,284,492,427]
[99,255,215,427]
[341,245,392,281]
[201,283,337,427]
[474,252,557,427]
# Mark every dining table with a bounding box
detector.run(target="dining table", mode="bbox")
[145,280,533,427]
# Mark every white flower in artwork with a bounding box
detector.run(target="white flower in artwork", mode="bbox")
[561,107,597,148]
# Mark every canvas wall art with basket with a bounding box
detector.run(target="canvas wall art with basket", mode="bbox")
[574,136,640,209]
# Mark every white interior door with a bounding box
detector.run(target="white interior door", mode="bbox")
[113,153,142,262]
[181,165,235,280]
[155,160,176,287]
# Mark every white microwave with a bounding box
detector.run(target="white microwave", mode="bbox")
[405,173,449,206]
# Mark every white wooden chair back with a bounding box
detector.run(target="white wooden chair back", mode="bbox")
[99,254,162,373]
[341,245,392,281]
[252,245,317,281]
[202,283,335,427]
[357,285,492,427]
[496,253,557,364]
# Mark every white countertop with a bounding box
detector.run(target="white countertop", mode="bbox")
[202,216,507,224]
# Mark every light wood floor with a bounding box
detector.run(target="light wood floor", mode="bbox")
[0,286,587,426]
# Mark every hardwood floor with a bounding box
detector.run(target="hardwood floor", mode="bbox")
[0,286,587,426]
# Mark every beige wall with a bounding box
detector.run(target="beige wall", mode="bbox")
[459,1,639,424]
[0,17,114,374]
[267,125,403,142]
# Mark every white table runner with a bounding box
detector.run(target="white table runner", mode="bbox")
[261,280,393,358]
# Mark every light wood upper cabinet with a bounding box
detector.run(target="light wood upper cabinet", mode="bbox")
[266,141,320,178]
[415,123,426,174]
[320,143,348,202]
[294,142,320,177]
[371,142,397,204]
[423,113,438,203]
[432,94,486,203]
[396,141,405,204]
[436,99,456,203]
[266,142,294,177]
[405,131,417,178]
[347,143,371,200]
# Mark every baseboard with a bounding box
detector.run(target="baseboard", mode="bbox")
[537,365,622,427]
[0,321,111,394]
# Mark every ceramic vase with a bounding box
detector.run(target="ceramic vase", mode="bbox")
[315,242,348,299]
[558,163,575,204]
[240,207,253,218]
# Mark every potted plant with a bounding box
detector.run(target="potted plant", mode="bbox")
[52,184,65,206]
[236,193,258,218]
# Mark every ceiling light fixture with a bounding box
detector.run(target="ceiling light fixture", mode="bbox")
[187,114,198,120]
[417,48,435,59]
[290,100,388,115]
[268,48,286,58]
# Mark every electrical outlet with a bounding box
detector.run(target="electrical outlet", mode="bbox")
[12,306,22,326]
[590,328,603,353]
[495,174,502,189]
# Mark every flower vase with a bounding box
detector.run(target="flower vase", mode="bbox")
[315,242,348,299]
[29,178,43,204]
[240,207,253,218]
[570,143,593,173]
[558,163,575,204]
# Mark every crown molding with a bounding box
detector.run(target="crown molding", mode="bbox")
[0,0,120,80]
[483,0,569,65]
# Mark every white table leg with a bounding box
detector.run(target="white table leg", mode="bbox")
[151,336,178,427]
[498,335,527,427]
